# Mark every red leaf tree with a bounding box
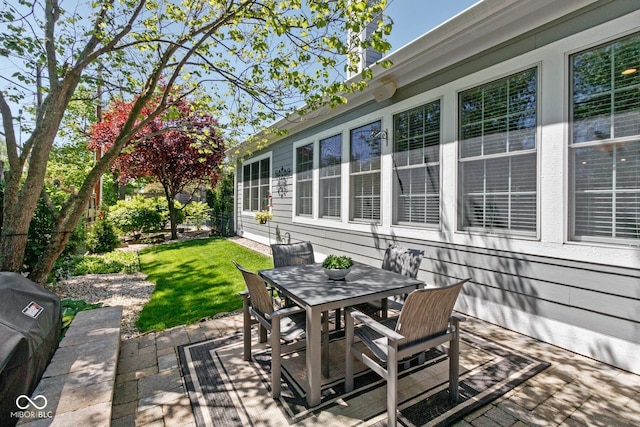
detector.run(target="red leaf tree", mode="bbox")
[89,95,225,239]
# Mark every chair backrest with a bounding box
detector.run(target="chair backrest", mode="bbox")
[233,261,273,317]
[381,244,424,279]
[271,241,315,268]
[395,278,469,345]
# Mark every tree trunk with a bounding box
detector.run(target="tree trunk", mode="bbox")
[0,145,52,272]
[168,197,178,240]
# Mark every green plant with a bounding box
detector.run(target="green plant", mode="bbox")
[67,251,140,275]
[86,213,120,253]
[322,254,354,270]
[254,210,273,224]
[185,201,209,230]
[13,190,85,280]
[109,195,164,235]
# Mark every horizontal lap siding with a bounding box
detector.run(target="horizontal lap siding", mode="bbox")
[243,209,639,343]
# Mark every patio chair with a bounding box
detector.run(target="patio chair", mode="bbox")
[354,244,424,320]
[233,261,306,398]
[270,240,315,310]
[345,278,470,427]
[271,241,315,267]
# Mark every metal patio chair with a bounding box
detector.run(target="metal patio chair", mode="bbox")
[354,244,424,320]
[271,241,315,267]
[345,278,470,427]
[233,261,306,398]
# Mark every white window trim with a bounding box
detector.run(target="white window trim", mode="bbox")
[566,32,640,246]
[455,63,542,239]
[390,96,444,230]
[292,139,315,219]
[240,151,272,217]
[317,132,344,221]
[349,118,384,224]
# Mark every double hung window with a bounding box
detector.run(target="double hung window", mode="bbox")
[319,135,342,218]
[242,157,271,212]
[570,33,640,243]
[350,121,382,221]
[393,101,441,225]
[459,68,538,234]
[295,143,314,216]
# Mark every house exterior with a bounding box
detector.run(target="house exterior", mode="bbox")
[230,0,640,375]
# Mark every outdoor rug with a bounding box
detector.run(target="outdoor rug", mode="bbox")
[178,329,549,427]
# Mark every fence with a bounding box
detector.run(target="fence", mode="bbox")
[209,212,234,237]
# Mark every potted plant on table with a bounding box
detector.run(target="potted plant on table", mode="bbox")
[254,210,273,224]
[322,254,354,280]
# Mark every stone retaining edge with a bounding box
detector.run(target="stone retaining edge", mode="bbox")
[17,306,123,426]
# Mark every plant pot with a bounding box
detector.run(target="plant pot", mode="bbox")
[258,219,267,224]
[323,266,351,281]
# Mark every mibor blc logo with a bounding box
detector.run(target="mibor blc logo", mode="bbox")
[11,395,53,420]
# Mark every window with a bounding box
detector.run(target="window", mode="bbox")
[320,134,342,218]
[295,143,314,216]
[242,157,270,212]
[393,100,441,225]
[350,121,381,221]
[571,33,640,242]
[459,68,538,233]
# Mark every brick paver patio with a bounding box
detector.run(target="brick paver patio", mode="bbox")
[111,312,639,426]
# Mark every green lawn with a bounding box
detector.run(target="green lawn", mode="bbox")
[136,237,273,332]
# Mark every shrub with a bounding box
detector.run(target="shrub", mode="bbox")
[109,195,164,235]
[185,201,209,230]
[20,192,84,279]
[86,214,120,253]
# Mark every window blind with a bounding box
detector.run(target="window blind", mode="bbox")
[393,100,441,225]
[350,121,381,221]
[320,134,342,218]
[296,143,313,216]
[571,33,640,242]
[459,68,538,234]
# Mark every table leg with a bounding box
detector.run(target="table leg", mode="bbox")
[322,311,329,378]
[306,307,322,407]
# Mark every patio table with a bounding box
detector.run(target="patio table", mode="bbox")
[259,261,423,407]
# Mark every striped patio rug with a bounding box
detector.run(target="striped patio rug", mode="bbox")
[178,329,548,427]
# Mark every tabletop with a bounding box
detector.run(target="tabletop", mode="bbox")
[259,262,423,309]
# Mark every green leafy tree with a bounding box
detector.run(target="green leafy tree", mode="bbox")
[91,94,226,239]
[0,0,392,283]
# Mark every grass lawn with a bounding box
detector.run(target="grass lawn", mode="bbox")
[136,237,272,332]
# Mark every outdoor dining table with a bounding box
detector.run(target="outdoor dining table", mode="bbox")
[259,261,423,407]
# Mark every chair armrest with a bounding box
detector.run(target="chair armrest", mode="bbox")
[267,305,305,320]
[238,290,250,300]
[452,313,466,322]
[350,309,404,342]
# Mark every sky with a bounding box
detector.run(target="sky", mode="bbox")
[384,0,480,54]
